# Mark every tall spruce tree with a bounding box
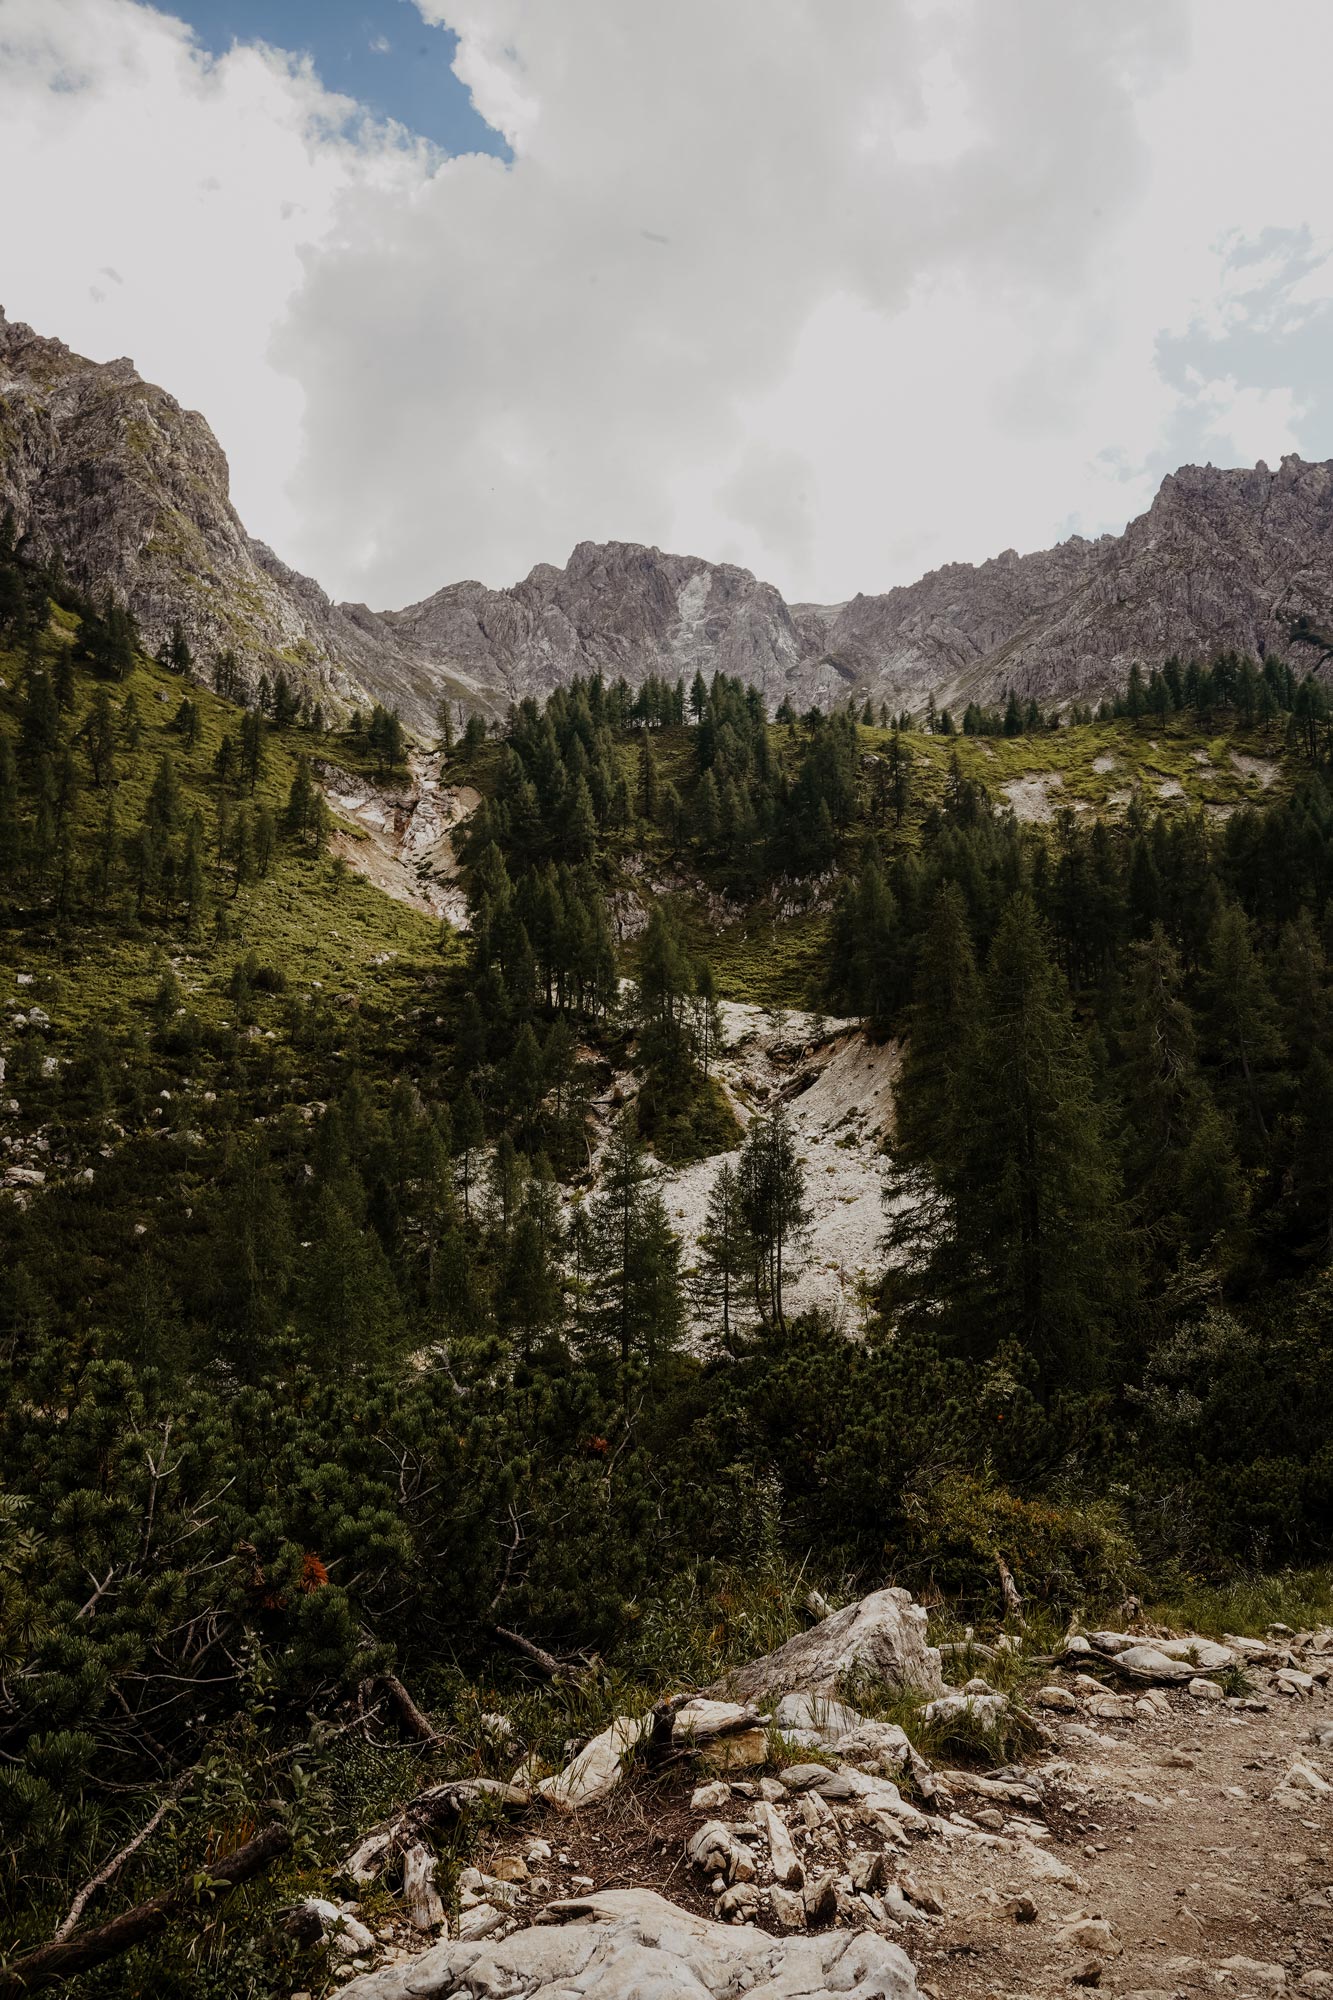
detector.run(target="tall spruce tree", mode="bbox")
[589,1109,683,1372]
[890,892,1128,1395]
[693,1158,748,1353]
[737,1104,809,1329]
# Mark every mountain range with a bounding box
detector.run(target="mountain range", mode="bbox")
[4,303,1333,729]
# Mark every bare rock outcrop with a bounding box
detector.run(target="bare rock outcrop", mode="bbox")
[7,306,1333,728]
[336,1886,920,2000]
[0,308,477,729]
[705,1588,945,1704]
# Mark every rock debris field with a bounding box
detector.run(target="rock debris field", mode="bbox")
[286,1592,1333,2000]
[645,1004,902,1335]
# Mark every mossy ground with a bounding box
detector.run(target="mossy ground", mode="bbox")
[892,713,1288,821]
[0,621,451,1047]
[606,714,1291,1013]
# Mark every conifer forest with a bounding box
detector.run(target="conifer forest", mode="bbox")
[2,524,1333,1995]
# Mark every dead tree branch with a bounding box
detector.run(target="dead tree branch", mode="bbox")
[0,1822,291,1997]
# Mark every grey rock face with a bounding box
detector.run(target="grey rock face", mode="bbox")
[6,307,1333,726]
[378,461,1333,714]
[0,308,469,729]
[705,1586,945,1703]
[382,539,806,706]
[336,1887,920,2000]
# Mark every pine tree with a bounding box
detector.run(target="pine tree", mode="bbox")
[927,893,1127,1393]
[82,688,117,788]
[693,962,725,1079]
[436,694,455,754]
[1118,925,1246,1263]
[562,774,598,862]
[1200,903,1283,1145]
[637,739,658,821]
[285,757,317,840]
[182,817,208,938]
[240,708,266,794]
[893,881,978,1158]
[254,803,277,877]
[589,1108,683,1370]
[300,1184,405,1368]
[694,1158,748,1352]
[506,1021,545,1148]
[886,731,911,826]
[737,1105,809,1329]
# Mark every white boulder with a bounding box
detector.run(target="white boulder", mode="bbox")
[709,1589,944,1703]
[335,1888,921,2000]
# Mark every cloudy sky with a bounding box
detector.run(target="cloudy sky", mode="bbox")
[2,0,1332,612]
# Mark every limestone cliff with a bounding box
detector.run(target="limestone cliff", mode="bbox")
[0,308,476,728]
[5,306,1333,724]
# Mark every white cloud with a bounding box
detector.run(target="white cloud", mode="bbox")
[3,0,1333,609]
[0,0,423,551]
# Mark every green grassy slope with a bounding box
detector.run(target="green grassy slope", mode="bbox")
[0,617,447,1027]
[600,714,1293,1010]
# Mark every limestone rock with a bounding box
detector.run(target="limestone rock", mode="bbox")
[771,1693,928,1784]
[1086,1692,1137,1721]
[773,1691,865,1739]
[715,1882,762,1922]
[768,1885,807,1930]
[335,1888,921,2000]
[754,1800,804,1888]
[687,1820,756,1884]
[536,1715,650,1811]
[1059,1917,1119,1955]
[456,1903,511,1941]
[1281,1760,1330,1794]
[803,1871,840,1925]
[696,1728,770,1773]
[691,1780,734,1813]
[708,1588,944,1703]
[921,1692,1009,1729]
[286,1899,375,1961]
[1101,1646,1196,1684]
[672,1699,763,1745]
[1218,1958,1288,1986]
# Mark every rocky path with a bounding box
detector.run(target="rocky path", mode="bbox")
[323,1608,1332,2000]
[913,1685,1333,2000]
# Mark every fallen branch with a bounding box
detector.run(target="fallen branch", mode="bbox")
[372,1674,446,1748]
[53,1778,189,1942]
[0,1822,291,1998]
[937,1639,998,1663]
[492,1625,565,1681]
[339,1778,529,1886]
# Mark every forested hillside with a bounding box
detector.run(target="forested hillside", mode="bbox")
[3,530,1333,1996]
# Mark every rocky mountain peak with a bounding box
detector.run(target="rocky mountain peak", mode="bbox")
[4,310,1333,725]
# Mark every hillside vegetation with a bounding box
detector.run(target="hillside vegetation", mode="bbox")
[3,538,1333,1996]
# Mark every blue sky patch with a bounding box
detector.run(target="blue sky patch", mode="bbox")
[165,0,509,156]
